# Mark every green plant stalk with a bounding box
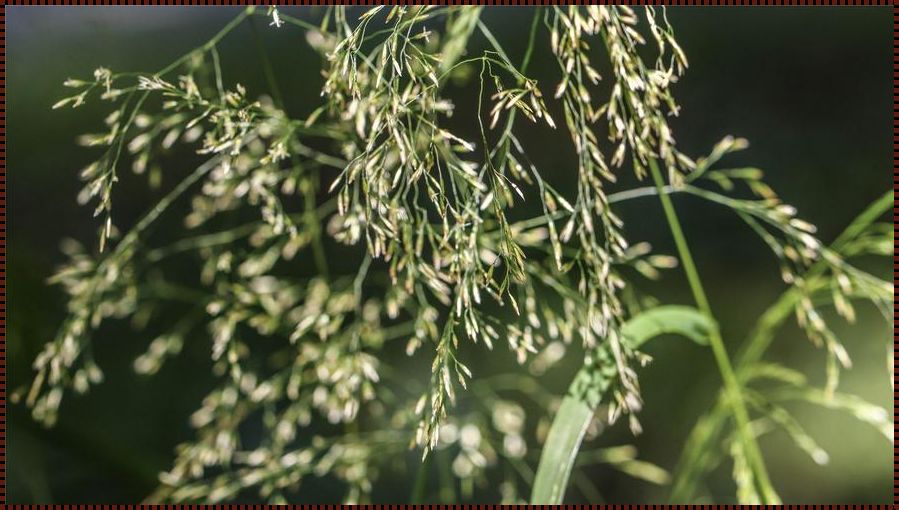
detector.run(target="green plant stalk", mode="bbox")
[157,7,254,77]
[669,189,894,501]
[437,448,457,503]
[124,157,221,247]
[647,158,779,504]
[410,454,431,503]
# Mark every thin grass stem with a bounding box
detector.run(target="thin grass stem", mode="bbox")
[647,158,779,504]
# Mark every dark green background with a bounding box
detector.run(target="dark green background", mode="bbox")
[7,6,893,503]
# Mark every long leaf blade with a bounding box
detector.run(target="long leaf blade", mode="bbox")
[531,305,713,504]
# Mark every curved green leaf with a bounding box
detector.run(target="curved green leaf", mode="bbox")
[621,305,713,349]
[530,305,714,504]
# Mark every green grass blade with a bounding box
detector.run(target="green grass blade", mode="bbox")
[622,305,713,349]
[438,7,484,75]
[530,395,594,504]
[531,306,714,504]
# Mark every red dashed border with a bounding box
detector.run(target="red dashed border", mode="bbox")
[1,0,7,505]
[0,1,893,506]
